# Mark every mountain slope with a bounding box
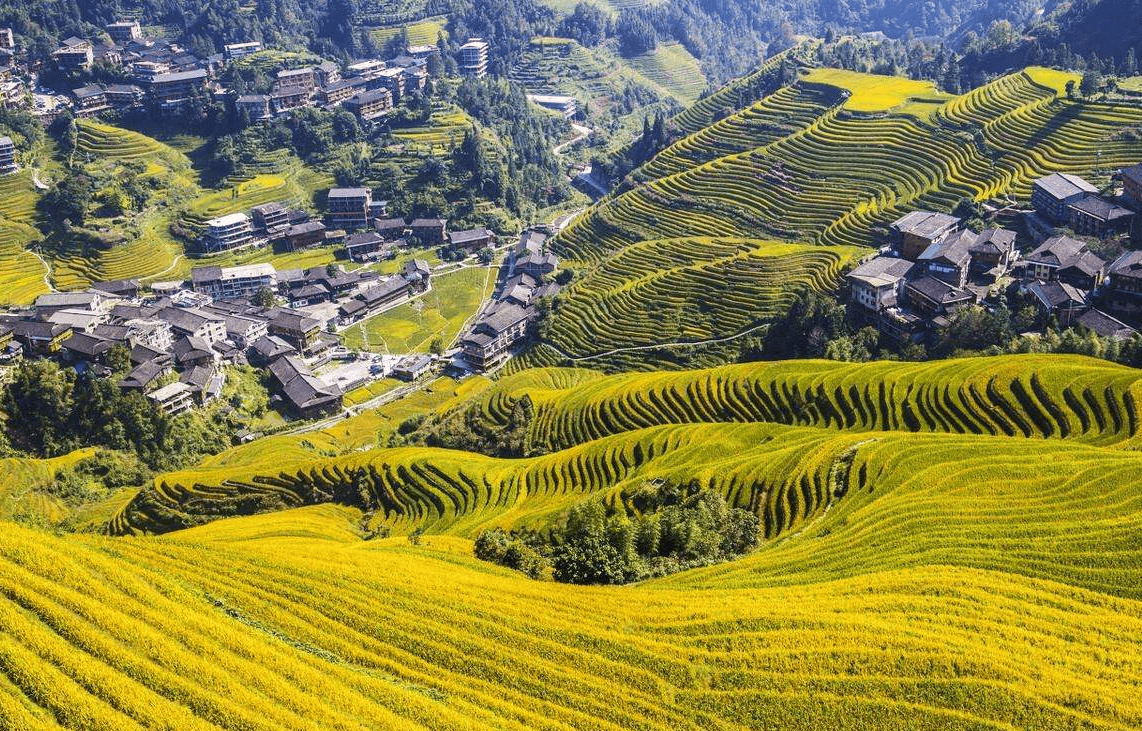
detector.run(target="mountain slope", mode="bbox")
[538,66,1142,370]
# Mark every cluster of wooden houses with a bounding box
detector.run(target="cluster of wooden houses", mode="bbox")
[459,230,560,371]
[5,21,495,126]
[847,170,1142,343]
[0,259,419,419]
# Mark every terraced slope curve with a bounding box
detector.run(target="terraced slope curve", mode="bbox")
[528,238,858,371]
[451,354,1142,451]
[541,67,1142,368]
[1,510,1140,730]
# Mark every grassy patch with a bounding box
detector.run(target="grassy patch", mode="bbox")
[341,265,497,354]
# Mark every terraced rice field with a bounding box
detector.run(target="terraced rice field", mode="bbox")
[370,15,448,46]
[0,171,50,304]
[535,238,857,370]
[391,107,474,151]
[542,67,1142,367]
[447,354,1142,451]
[626,43,707,104]
[2,351,1139,729]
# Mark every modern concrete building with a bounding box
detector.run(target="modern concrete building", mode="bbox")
[458,38,489,78]
[191,263,277,300]
[200,212,253,253]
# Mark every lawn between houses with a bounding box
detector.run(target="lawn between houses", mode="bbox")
[340,263,497,354]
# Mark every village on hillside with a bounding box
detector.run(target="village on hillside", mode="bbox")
[847,169,1142,344]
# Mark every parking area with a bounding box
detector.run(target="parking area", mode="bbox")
[318,352,402,392]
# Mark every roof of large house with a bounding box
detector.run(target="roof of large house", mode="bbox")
[969,228,1016,255]
[14,320,71,339]
[266,308,320,332]
[90,279,139,296]
[250,335,295,359]
[151,68,208,83]
[61,332,112,358]
[72,84,105,99]
[394,354,433,373]
[345,231,384,247]
[450,228,493,244]
[252,202,285,215]
[327,187,369,198]
[120,359,166,389]
[919,229,976,267]
[1075,308,1139,339]
[35,291,100,309]
[410,217,447,228]
[349,88,391,105]
[889,211,958,239]
[1111,250,1142,280]
[905,276,972,305]
[173,335,213,362]
[478,303,531,336]
[1026,236,1106,275]
[376,217,407,230]
[846,257,915,288]
[267,355,341,409]
[1122,163,1142,187]
[517,251,559,269]
[158,306,221,333]
[360,277,407,304]
[1033,172,1098,200]
[1028,280,1087,310]
[1068,194,1134,222]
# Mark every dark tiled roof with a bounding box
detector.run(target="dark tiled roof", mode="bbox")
[1076,308,1138,339]
[1034,172,1098,201]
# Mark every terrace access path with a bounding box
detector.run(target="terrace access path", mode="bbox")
[542,321,773,362]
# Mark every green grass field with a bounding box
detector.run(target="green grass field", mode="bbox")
[341,265,497,354]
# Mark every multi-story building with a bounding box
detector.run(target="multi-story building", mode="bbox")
[200,212,253,253]
[313,61,340,87]
[236,94,272,121]
[410,218,447,245]
[888,211,958,260]
[53,38,94,72]
[1121,164,1142,207]
[458,38,489,78]
[131,60,170,83]
[326,187,372,230]
[149,68,208,110]
[317,77,367,106]
[106,20,142,45]
[147,381,196,415]
[271,88,309,113]
[275,67,315,94]
[1024,235,1107,292]
[845,257,916,316]
[191,263,277,300]
[346,59,386,80]
[1067,195,1134,238]
[251,202,289,233]
[223,41,262,60]
[0,135,17,175]
[342,88,392,120]
[104,84,145,109]
[460,303,531,371]
[0,28,14,52]
[157,307,227,344]
[1031,172,1099,224]
[526,94,577,118]
[377,67,405,104]
[71,84,110,117]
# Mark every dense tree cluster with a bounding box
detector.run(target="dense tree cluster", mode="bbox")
[474,479,761,584]
[0,360,229,471]
[739,290,1142,369]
